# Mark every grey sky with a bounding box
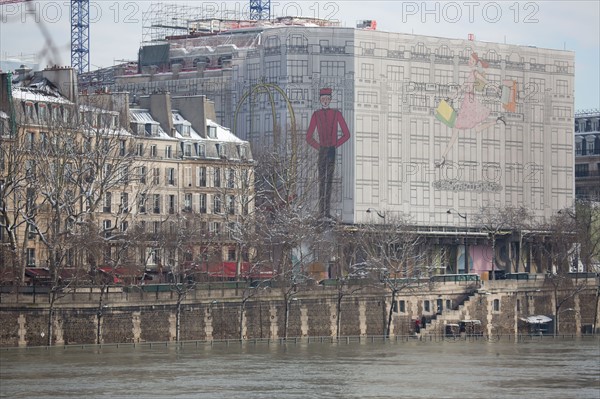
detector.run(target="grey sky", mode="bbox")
[1,0,598,109]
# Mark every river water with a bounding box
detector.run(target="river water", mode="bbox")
[1,337,599,399]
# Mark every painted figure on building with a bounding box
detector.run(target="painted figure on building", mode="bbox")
[306,88,351,219]
[437,52,510,164]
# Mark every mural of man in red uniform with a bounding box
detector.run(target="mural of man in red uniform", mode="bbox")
[306,88,351,219]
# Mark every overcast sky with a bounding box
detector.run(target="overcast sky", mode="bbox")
[1,0,598,110]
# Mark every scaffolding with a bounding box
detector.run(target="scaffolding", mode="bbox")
[142,2,245,43]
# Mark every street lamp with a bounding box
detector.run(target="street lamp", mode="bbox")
[448,209,468,274]
[366,208,385,219]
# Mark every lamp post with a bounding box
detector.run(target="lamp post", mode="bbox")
[448,209,468,274]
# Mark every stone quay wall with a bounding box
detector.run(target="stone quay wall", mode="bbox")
[1,279,598,347]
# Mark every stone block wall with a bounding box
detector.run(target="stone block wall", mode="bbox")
[1,281,597,347]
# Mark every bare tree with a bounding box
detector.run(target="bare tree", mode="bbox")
[354,214,429,338]
[531,212,589,336]
[249,139,322,339]
[475,206,533,279]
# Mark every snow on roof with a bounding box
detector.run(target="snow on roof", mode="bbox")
[12,87,72,104]
[129,108,172,139]
[172,111,202,140]
[206,118,244,143]
[130,109,158,124]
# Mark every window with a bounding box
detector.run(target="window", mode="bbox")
[38,103,50,122]
[227,169,235,188]
[167,168,176,185]
[361,63,374,79]
[238,145,247,159]
[216,143,225,158]
[150,145,157,157]
[387,65,403,81]
[153,194,161,214]
[25,160,36,179]
[424,300,431,313]
[103,220,112,237]
[575,164,589,177]
[139,166,147,184]
[119,140,127,156]
[121,221,128,232]
[153,168,160,184]
[136,143,144,156]
[198,144,206,157]
[138,193,147,213]
[287,60,308,83]
[493,299,501,312]
[209,222,220,235]
[227,195,235,215]
[265,61,280,83]
[556,79,569,95]
[168,194,176,214]
[26,248,35,266]
[227,248,236,261]
[199,194,207,213]
[214,167,221,187]
[320,61,345,77]
[413,67,429,83]
[27,223,36,239]
[241,195,249,216]
[399,300,406,313]
[207,125,217,138]
[165,146,172,158]
[184,143,192,157]
[213,194,222,214]
[27,131,35,150]
[184,193,192,212]
[120,192,129,213]
[197,166,207,187]
[103,192,112,213]
[241,170,249,190]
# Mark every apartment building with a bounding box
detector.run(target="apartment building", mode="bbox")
[0,66,256,284]
[574,110,600,202]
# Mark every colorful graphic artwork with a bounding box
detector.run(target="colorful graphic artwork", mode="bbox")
[305,88,351,219]
[436,52,515,164]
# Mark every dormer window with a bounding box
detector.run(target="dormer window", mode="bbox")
[184,143,192,157]
[24,102,34,120]
[207,125,217,139]
[216,143,225,158]
[238,145,247,159]
[51,105,61,122]
[37,103,48,122]
[176,124,191,137]
[198,144,206,157]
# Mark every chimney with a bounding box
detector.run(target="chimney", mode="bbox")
[148,92,174,137]
[41,66,78,102]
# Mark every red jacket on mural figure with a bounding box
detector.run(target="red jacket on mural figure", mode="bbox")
[305,88,351,149]
[306,88,351,219]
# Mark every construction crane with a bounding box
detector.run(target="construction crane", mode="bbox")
[70,0,90,74]
[1,0,89,74]
[249,0,270,20]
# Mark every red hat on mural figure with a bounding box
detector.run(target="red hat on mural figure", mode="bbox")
[319,88,332,96]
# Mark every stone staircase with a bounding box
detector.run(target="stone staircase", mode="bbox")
[419,290,478,338]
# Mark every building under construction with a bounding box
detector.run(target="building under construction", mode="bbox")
[84,3,576,275]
